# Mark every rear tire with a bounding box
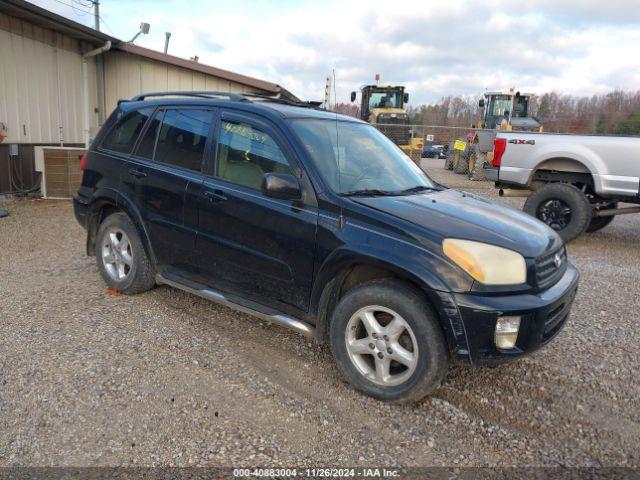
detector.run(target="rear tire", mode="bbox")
[586,216,614,232]
[329,279,448,403]
[95,212,156,294]
[587,202,617,232]
[523,183,591,242]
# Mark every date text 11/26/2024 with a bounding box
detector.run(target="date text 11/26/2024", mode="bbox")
[233,467,401,478]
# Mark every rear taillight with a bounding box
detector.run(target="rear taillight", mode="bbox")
[80,153,87,171]
[493,138,506,166]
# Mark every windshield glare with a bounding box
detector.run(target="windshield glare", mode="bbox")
[291,119,436,195]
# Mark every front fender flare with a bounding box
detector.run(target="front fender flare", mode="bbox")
[310,245,473,362]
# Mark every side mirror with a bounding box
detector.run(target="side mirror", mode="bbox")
[478,99,485,108]
[261,173,301,200]
[350,91,356,102]
[403,93,409,103]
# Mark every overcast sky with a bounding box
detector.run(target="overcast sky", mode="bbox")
[35,0,640,105]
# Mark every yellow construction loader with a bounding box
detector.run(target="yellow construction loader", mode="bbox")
[447,88,544,179]
[350,83,423,160]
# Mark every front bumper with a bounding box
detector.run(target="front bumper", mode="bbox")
[453,263,579,366]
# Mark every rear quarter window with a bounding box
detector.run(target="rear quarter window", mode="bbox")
[100,108,153,154]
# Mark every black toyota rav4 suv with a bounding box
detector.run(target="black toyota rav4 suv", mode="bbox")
[74,91,579,403]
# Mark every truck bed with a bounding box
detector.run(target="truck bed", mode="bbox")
[494,131,640,198]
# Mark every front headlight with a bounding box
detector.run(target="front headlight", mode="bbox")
[442,239,527,285]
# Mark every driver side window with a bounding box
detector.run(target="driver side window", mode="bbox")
[216,120,292,190]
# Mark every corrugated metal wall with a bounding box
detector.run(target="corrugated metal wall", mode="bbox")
[0,12,99,146]
[103,51,261,113]
[0,11,98,194]
[0,11,270,194]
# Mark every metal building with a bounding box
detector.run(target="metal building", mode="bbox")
[0,0,296,194]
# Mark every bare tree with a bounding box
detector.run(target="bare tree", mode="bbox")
[409,90,640,135]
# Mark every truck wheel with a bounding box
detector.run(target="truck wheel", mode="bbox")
[444,142,455,170]
[587,202,617,232]
[453,148,469,174]
[95,212,156,294]
[467,145,486,181]
[523,183,591,242]
[329,279,448,403]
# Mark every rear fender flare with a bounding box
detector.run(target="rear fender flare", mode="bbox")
[527,145,601,190]
[87,191,156,265]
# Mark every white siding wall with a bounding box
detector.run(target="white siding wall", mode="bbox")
[103,51,261,114]
[0,13,98,145]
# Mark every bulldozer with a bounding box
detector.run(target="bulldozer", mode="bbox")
[350,82,423,160]
[447,88,543,179]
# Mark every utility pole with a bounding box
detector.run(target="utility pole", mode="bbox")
[93,0,100,31]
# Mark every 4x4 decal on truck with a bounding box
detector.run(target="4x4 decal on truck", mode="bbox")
[508,139,536,145]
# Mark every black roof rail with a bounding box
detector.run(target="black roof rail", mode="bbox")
[129,91,246,102]
[241,92,322,109]
[124,90,323,110]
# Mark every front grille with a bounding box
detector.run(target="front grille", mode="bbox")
[535,246,567,289]
[377,120,410,146]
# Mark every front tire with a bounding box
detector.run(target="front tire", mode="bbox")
[523,183,591,242]
[95,212,156,294]
[329,279,448,403]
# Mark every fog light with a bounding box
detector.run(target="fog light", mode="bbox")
[495,316,521,349]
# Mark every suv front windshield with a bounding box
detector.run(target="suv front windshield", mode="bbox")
[291,119,436,195]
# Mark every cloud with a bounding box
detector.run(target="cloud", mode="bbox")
[32,0,640,104]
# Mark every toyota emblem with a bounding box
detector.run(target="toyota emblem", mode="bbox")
[554,252,563,268]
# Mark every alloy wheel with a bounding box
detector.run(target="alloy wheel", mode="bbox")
[538,199,572,231]
[101,227,133,281]
[345,306,418,386]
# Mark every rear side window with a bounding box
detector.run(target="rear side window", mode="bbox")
[154,109,214,172]
[135,109,163,160]
[101,108,153,154]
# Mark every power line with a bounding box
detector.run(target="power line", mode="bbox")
[97,14,116,36]
[49,0,92,14]
[50,0,113,35]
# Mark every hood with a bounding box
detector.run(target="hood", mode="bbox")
[371,108,407,116]
[352,189,561,258]
[510,117,542,130]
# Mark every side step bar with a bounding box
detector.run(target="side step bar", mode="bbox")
[155,273,316,338]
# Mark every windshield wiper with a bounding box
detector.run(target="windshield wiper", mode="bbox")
[395,185,434,195]
[340,189,394,197]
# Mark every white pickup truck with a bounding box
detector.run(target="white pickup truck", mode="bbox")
[484,131,640,241]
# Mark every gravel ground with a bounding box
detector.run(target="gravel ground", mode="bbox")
[0,159,638,469]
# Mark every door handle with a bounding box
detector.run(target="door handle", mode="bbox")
[128,168,147,178]
[204,190,227,202]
